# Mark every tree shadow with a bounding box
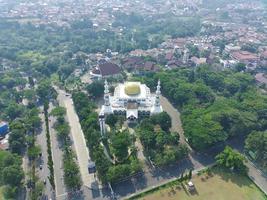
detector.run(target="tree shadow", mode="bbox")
[112,172,148,198]
[90,181,101,198]
[212,167,251,188]
[150,157,194,180]
[113,179,136,197]
[132,173,148,190]
[189,188,199,196]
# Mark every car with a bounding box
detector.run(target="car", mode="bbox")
[39,164,43,170]
[43,179,46,185]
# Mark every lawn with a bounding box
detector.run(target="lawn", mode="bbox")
[135,168,267,200]
[0,187,4,200]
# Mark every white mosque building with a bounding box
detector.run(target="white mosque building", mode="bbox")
[99,80,163,135]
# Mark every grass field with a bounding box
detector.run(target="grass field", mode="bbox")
[136,168,267,200]
[0,187,4,200]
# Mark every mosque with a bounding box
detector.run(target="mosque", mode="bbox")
[99,80,163,135]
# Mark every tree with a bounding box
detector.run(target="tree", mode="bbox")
[55,123,70,139]
[150,111,171,132]
[36,79,56,101]
[4,103,25,120]
[63,155,82,190]
[105,114,118,128]
[215,146,247,174]
[28,145,41,160]
[139,129,156,150]
[234,63,246,72]
[9,129,26,154]
[188,169,192,179]
[106,164,131,183]
[111,130,131,161]
[50,106,66,117]
[2,166,24,186]
[245,131,267,169]
[0,151,24,197]
[86,81,104,98]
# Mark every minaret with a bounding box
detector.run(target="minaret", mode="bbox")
[104,79,110,106]
[151,80,163,114]
[99,80,112,137]
[155,80,161,106]
[99,114,106,136]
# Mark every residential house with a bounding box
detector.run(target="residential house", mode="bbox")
[90,62,121,79]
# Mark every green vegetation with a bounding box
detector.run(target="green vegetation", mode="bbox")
[0,151,24,199]
[0,65,47,198]
[43,102,55,189]
[50,106,82,190]
[86,81,104,98]
[215,146,247,174]
[137,66,267,150]
[72,91,141,184]
[137,112,188,166]
[245,130,267,172]
[0,14,201,85]
[128,166,267,200]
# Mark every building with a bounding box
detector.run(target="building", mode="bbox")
[90,62,121,78]
[191,57,207,66]
[260,50,267,60]
[224,44,241,53]
[230,51,259,64]
[99,80,163,135]
[0,121,8,137]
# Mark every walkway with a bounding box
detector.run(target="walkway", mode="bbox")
[246,160,267,195]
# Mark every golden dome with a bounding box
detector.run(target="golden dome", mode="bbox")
[124,82,141,96]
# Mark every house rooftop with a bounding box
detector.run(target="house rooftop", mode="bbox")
[98,62,121,76]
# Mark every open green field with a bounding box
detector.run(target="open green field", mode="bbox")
[135,168,267,200]
[0,187,4,200]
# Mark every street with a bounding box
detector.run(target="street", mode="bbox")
[45,90,267,200]
[56,88,108,200]
[36,108,53,199]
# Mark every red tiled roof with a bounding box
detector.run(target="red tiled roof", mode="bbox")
[144,61,155,71]
[165,52,174,60]
[98,62,121,76]
[231,51,259,61]
[261,51,267,59]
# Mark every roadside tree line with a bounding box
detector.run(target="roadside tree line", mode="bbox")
[50,106,82,190]
[0,71,46,198]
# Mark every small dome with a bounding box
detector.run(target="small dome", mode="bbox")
[124,82,140,96]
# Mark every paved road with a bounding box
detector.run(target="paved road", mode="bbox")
[47,103,67,198]
[57,89,95,187]
[246,160,267,195]
[111,95,267,199]
[36,108,53,199]
[50,91,267,200]
[56,88,111,200]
